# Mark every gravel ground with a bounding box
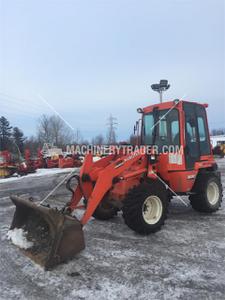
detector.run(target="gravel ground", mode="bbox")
[0,159,225,300]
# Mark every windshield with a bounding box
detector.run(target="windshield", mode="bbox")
[143,109,180,150]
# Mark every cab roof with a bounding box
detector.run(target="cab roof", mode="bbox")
[142,100,208,114]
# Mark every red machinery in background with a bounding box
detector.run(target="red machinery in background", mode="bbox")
[0,146,82,179]
[41,145,62,168]
[41,144,83,168]
[24,149,43,172]
[59,154,82,168]
[0,150,37,178]
[46,156,60,168]
[0,151,17,178]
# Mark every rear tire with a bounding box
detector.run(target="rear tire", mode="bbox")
[189,174,223,213]
[122,180,168,234]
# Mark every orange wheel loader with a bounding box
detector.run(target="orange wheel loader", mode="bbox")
[9,80,223,269]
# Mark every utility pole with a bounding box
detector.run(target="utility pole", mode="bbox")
[106,114,118,144]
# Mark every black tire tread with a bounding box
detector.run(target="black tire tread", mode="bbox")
[122,180,168,234]
[189,173,223,213]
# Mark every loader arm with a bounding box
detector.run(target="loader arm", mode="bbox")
[71,151,147,225]
[66,153,117,211]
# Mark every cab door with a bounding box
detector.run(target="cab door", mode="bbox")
[183,103,200,169]
[195,105,211,157]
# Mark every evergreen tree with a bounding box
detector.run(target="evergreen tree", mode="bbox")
[0,116,12,151]
[13,127,26,154]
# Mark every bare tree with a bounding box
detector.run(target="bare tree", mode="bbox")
[49,115,73,145]
[50,115,64,145]
[37,114,52,143]
[24,136,40,155]
[73,129,83,145]
[211,128,225,136]
[82,139,89,145]
[37,114,74,146]
[92,134,105,145]
[106,114,117,144]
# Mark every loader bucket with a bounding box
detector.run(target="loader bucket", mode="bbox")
[9,196,85,270]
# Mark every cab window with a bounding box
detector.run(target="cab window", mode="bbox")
[196,107,210,155]
[143,113,154,144]
[143,109,180,150]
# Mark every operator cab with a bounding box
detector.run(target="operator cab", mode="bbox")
[137,80,212,170]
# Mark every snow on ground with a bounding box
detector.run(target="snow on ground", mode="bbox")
[0,167,77,184]
[7,228,34,249]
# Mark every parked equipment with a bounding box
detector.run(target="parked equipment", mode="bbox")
[212,143,225,158]
[41,144,63,168]
[0,151,17,178]
[24,148,44,170]
[9,80,223,269]
[59,154,82,168]
[0,150,39,178]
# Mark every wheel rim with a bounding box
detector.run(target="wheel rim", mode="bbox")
[142,196,163,225]
[207,181,220,205]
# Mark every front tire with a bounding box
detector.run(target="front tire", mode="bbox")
[122,180,168,234]
[189,174,223,213]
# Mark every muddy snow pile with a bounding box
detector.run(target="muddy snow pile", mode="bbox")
[7,228,34,249]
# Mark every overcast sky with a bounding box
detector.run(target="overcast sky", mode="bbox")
[0,0,224,141]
